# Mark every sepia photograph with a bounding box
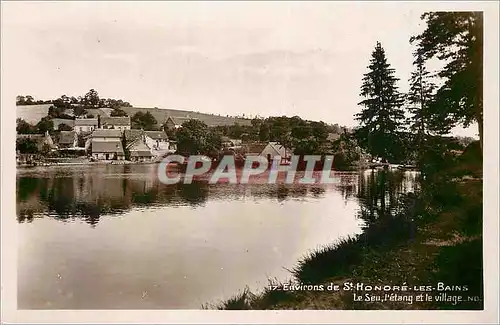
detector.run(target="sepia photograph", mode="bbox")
[1,1,499,323]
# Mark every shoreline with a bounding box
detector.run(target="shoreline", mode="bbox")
[17,157,414,172]
[15,161,366,174]
[16,159,162,168]
[209,178,482,310]
[207,153,483,310]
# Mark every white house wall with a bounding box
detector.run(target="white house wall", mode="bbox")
[103,125,130,131]
[144,135,172,156]
[260,144,282,159]
[76,125,96,134]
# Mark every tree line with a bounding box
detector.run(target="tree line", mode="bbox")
[353,12,482,169]
[17,89,133,117]
[172,117,353,161]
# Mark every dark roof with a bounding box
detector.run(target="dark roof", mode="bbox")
[145,131,168,140]
[123,129,144,141]
[53,118,75,129]
[91,141,124,154]
[58,131,76,144]
[243,143,267,155]
[92,129,122,138]
[127,138,153,157]
[101,116,131,126]
[75,118,98,126]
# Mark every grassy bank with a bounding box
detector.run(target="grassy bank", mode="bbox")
[207,146,483,310]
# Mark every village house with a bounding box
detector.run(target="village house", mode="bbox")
[92,129,122,142]
[123,129,176,157]
[90,129,124,160]
[91,141,125,161]
[100,116,131,131]
[57,131,78,149]
[74,118,98,134]
[126,135,153,162]
[243,141,289,163]
[144,131,170,151]
[261,142,289,163]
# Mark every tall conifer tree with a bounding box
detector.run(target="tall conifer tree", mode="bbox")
[411,12,483,152]
[407,50,442,144]
[355,42,405,162]
[407,51,435,136]
[406,50,440,166]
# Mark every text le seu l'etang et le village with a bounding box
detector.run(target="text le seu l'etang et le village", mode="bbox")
[268,282,481,306]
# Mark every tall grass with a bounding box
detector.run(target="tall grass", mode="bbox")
[292,236,362,284]
[203,287,253,310]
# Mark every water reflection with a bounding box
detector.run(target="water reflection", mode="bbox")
[356,169,419,225]
[17,165,362,227]
[17,164,417,309]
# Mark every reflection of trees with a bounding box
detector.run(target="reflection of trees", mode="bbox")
[276,185,290,202]
[356,170,409,226]
[245,184,322,202]
[17,177,40,201]
[310,186,326,198]
[335,174,358,202]
[16,167,363,226]
[177,182,209,206]
[132,186,158,205]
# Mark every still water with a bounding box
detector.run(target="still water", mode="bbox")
[17,164,417,309]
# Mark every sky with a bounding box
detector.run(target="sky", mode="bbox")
[2,1,479,137]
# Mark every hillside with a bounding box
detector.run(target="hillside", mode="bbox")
[16,104,53,124]
[16,104,252,127]
[119,106,252,127]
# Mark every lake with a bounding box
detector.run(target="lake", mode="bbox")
[16,164,417,309]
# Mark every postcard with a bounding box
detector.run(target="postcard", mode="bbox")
[1,1,498,324]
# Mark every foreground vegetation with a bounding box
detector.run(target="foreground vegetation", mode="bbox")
[207,142,482,310]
